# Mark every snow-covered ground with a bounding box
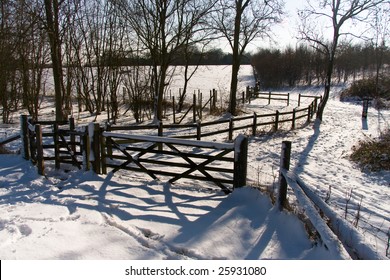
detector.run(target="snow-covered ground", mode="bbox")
[0,66,389,260]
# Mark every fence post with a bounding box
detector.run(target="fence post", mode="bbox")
[209,90,213,112]
[101,128,107,175]
[362,98,369,118]
[193,93,197,123]
[292,108,296,129]
[229,117,234,141]
[53,123,60,169]
[82,126,90,171]
[278,141,291,211]
[92,123,101,174]
[35,124,44,176]
[105,123,113,158]
[158,121,163,151]
[199,91,203,120]
[197,120,202,141]
[287,93,290,106]
[268,91,271,105]
[213,89,217,111]
[274,110,280,131]
[69,117,75,153]
[252,112,257,136]
[172,96,176,124]
[233,135,248,189]
[298,94,301,107]
[20,115,30,160]
[307,104,312,122]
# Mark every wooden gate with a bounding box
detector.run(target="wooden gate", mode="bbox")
[20,115,90,175]
[55,128,89,170]
[101,133,248,194]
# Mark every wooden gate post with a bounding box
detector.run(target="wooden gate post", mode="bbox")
[20,115,30,160]
[233,135,248,189]
[82,126,90,171]
[91,123,101,174]
[69,117,76,153]
[53,123,60,169]
[278,141,291,211]
[35,124,45,176]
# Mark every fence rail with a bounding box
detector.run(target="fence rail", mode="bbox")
[0,133,20,146]
[277,141,385,260]
[106,97,319,141]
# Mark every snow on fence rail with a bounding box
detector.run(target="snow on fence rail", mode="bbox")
[277,141,385,260]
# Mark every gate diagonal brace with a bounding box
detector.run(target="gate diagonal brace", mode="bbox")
[59,133,82,169]
[110,139,158,180]
[165,143,231,194]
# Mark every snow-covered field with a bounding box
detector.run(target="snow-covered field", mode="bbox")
[0,65,389,260]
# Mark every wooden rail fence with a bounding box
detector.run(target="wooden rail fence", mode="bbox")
[106,96,319,141]
[277,141,384,260]
[17,93,319,183]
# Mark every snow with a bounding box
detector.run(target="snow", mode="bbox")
[0,155,334,260]
[0,66,389,261]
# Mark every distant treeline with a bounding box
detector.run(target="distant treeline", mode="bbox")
[252,43,390,88]
[95,48,252,67]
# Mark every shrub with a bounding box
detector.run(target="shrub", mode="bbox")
[340,76,390,101]
[350,130,390,172]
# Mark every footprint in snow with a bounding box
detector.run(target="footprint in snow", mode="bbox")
[137,227,164,240]
[18,224,32,237]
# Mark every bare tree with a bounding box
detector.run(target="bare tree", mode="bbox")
[213,0,283,115]
[112,0,216,122]
[43,0,69,121]
[370,2,390,96]
[0,0,17,123]
[298,0,388,121]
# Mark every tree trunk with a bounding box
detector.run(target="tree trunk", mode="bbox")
[229,4,243,116]
[316,31,339,121]
[44,0,66,121]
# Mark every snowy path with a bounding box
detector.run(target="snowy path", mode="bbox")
[0,155,336,260]
[246,92,390,258]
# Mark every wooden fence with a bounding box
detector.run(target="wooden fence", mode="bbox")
[106,96,319,141]
[277,141,384,260]
[98,133,248,193]
[246,87,290,106]
[20,115,89,175]
[17,93,319,183]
